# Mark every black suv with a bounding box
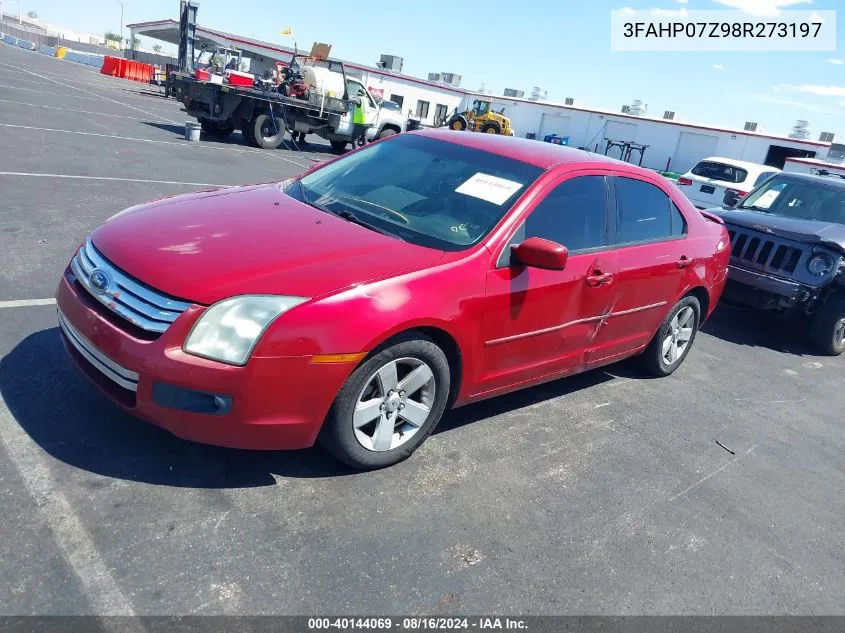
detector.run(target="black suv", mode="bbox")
[707,171,845,355]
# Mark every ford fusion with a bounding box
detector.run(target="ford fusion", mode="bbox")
[56,130,730,470]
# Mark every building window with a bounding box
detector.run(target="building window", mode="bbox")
[434,104,449,126]
[416,100,430,119]
[390,94,404,108]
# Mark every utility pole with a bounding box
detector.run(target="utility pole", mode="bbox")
[18,0,22,23]
[116,0,124,48]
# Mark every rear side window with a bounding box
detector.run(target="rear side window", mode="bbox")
[691,161,748,184]
[616,177,685,244]
[753,171,778,187]
[524,176,609,251]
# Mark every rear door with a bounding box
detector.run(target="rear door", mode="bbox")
[596,174,692,361]
[476,171,619,396]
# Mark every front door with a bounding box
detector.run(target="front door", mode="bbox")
[475,172,619,398]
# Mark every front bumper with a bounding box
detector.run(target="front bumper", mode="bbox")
[56,272,354,450]
[722,264,822,310]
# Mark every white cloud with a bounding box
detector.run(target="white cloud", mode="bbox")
[749,94,845,116]
[809,11,824,23]
[776,84,845,97]
[710,0,812,17]
[650,7,689,15]
[618,7,637,16]
[827,59,845,65]
[713,64,725,69]
[676,0,689,3]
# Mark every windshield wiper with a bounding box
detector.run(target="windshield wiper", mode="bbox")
[335,209,404,241]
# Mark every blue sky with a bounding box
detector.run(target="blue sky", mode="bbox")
[14,0,844,136]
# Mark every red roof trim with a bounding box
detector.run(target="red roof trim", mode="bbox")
[786,157,845,171]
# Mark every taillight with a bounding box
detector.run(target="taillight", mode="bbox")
[726,188,750,199]
[678,177,693,186]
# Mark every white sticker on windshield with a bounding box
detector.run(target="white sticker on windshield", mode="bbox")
[455,173,524,205]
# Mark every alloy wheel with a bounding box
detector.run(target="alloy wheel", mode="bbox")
[662,306,695,365]
[352,357,436,452]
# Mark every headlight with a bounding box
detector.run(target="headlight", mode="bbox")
[807,252,836,277]
[184,295,309,365]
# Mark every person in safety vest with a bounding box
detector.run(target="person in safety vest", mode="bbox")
[351,88,370,147]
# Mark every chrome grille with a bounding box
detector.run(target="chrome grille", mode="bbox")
[71,239,191,334]
[727,228,806,276]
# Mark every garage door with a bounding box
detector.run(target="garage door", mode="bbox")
[538,113,570,140]
[604,120,638,143]
[672,131,720,173]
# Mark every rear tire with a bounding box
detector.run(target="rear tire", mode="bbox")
[330,140,348,152]
[319,335,451,470]
[640,295,701,377]
[252,113,283,149]
[810,299,845,356]
[377,127,398,139]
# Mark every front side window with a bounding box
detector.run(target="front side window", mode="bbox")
[290,134,544,251]
[740,176,845,224]
[524,176,609,251]
[616,177,683,244]
[691,161,748,184]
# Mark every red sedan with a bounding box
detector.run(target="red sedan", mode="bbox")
[56,130,730,469]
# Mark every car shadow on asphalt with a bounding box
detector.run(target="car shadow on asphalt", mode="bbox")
[0,308,816,488]
[0,327,629,488]
[701,304,818,356]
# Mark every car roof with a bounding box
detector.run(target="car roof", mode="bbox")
[412,128,638,171]
[776,172,845,188]
[695,156,781,172]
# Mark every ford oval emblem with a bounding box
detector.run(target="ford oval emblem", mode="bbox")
[89,269,112,293]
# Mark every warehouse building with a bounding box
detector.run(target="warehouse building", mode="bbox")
[478,93,835,173]
[129,18,835,173]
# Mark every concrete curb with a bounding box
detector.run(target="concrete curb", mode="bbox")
[38,45,57,56]
[16,39,37,51]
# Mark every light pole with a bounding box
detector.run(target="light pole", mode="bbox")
[18,0,22,23]
[116,0,124,48]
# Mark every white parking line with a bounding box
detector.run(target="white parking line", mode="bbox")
[0,123,313,168]
[0,98,154,121]
[0,59,179,125]
[0,394,138,615]
[0,171,231,187]
[0,83,181,114]
[0,298,57,309]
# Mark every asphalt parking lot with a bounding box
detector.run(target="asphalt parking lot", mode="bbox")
[1,41,845,617]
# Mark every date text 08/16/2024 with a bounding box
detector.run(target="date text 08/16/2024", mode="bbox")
[307,618,528,630]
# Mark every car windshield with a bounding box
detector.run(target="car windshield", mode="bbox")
[691,161,749,183]
[289,134,544,251]
[739,176,845,224]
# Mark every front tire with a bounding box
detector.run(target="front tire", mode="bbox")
[319,335,451,470]
[378,127,398,139]
[330,140,348,152]
[810,299,845,356]
[480,122,501,134]
[640,295,701,377]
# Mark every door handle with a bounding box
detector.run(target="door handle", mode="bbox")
[676,256,691,269]
[586,272,614,287]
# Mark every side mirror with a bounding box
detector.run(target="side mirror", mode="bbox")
[511,237,568,270]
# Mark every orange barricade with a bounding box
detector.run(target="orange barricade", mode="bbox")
[100,56,119,77]
[117,58,127,79]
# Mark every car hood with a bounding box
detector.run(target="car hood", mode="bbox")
[706,206,845,255]
[89,183,446,305]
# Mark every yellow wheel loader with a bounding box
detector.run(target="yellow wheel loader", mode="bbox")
[444,97,514,136]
